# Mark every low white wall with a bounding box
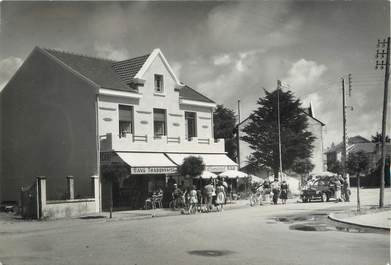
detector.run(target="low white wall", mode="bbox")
[43,199,96,219]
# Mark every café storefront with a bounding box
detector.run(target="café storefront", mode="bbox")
[100,151,237,210]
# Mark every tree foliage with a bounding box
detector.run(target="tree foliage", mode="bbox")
[291,158,315,175]
[371,132,390,143]
[327,160,343,175]
[178,156,205,179]
[241,89,315,178]
[347,151,369,176]
[213,104,237,161]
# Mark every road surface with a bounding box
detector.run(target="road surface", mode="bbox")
[0,188,389,265]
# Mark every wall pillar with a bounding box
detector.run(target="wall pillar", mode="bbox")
[90,175,100,213]
[66,176,75,200]
[36,176,46,219]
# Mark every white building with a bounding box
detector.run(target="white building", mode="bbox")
[0,47,237,211]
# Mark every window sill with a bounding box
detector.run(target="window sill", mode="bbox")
[153,93,166,97]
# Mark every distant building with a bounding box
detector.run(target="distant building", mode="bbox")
[325,135,391,172]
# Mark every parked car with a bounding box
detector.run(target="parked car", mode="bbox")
[300,175,338,203]
[0,201,18,213]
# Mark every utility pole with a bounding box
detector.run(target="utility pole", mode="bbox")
[375,37,390,208]
[277,80,283,182]
[237,99,241,170]
[341,78,347,182]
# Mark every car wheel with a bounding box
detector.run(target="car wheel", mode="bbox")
[321,192,327,202]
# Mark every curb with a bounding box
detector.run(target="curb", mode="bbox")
[328,213,390,231]
[104,201,250,221]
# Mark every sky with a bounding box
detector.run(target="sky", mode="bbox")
[0,1,389,149]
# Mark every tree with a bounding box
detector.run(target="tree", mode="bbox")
[347,151,369,212]
[327,160,343,175]
[241,89,315,178]
[178,156,205,179]
[213,105,237,161]
[291,158,315,175]
[371,132,390,143]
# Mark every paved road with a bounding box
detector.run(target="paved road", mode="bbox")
[0,189,389,265]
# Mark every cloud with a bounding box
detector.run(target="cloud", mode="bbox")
[206,2,301,53]
[284,59,327,95]
[93,42,130,61]
[171,62,182,80]
[0,56,23,92]
[213,54,231,66]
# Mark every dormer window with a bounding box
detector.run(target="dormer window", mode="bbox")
[154,74,164,93]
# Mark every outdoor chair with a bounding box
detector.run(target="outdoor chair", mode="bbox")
[153,194,163,209]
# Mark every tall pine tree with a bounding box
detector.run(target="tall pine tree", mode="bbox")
[241,89,315,178]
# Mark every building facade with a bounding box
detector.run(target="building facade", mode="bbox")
[0,47,237,210]
[326,135,391,172]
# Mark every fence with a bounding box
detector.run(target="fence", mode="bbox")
[20,176,100,219]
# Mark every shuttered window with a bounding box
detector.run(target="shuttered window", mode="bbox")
[119,105,133,137]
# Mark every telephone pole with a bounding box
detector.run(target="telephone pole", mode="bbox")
[341,78,347,181]
[277,80,283,182]
[375,37,390,208]
[237,99,241,170]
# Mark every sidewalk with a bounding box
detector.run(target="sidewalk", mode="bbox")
[98,199,250,221]
[329,208,391,230]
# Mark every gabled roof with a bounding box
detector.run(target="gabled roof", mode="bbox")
[112,54,150,84]
[326,135,372,154]
[43,48,133,91]
[179,85,215,103]
[40,47,213,104]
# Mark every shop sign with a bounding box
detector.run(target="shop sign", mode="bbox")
[131,167,178,175]
[206,165,237,172]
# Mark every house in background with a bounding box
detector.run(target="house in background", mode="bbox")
[238,103,326,178]
[0,47,237,212]
[325,135,391,186]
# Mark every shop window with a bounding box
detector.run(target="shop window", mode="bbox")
[154,108,166,137]
[185,112,197,140]
[154,74,164,93]
[119,105,133,138]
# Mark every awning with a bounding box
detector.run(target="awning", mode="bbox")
[116,152,177,175]
[166,153,238,173]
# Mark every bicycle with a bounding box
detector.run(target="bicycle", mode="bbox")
[169,195,185,210]
[249,191,262,206]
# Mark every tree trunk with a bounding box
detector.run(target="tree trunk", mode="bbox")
[357,172,360,212]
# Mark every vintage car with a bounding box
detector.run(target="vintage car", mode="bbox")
[300,173,338,203]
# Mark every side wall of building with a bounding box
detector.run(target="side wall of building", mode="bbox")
[0,48,98,201]
[307,118,324,173]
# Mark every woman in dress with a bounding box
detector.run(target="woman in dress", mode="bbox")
[280,180,289,204]
[188,185,198,214]
[215,181,226,212]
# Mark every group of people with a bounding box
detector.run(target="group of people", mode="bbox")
[251,179,290,205]
[332,174,350,202]
[170,178,229,214]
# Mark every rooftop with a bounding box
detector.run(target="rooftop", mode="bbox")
[42,47,214,103]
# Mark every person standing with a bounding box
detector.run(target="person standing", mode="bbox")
[262,179,271,203]
[342,176,350,202]
[271,180,280,205]
[203,181,214,212]
[334,177,342,202]
[280,180,289,204]
[188,185,198,214]
[215,181,225,212]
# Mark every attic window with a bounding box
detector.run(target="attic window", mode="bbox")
[154,74,164,93]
